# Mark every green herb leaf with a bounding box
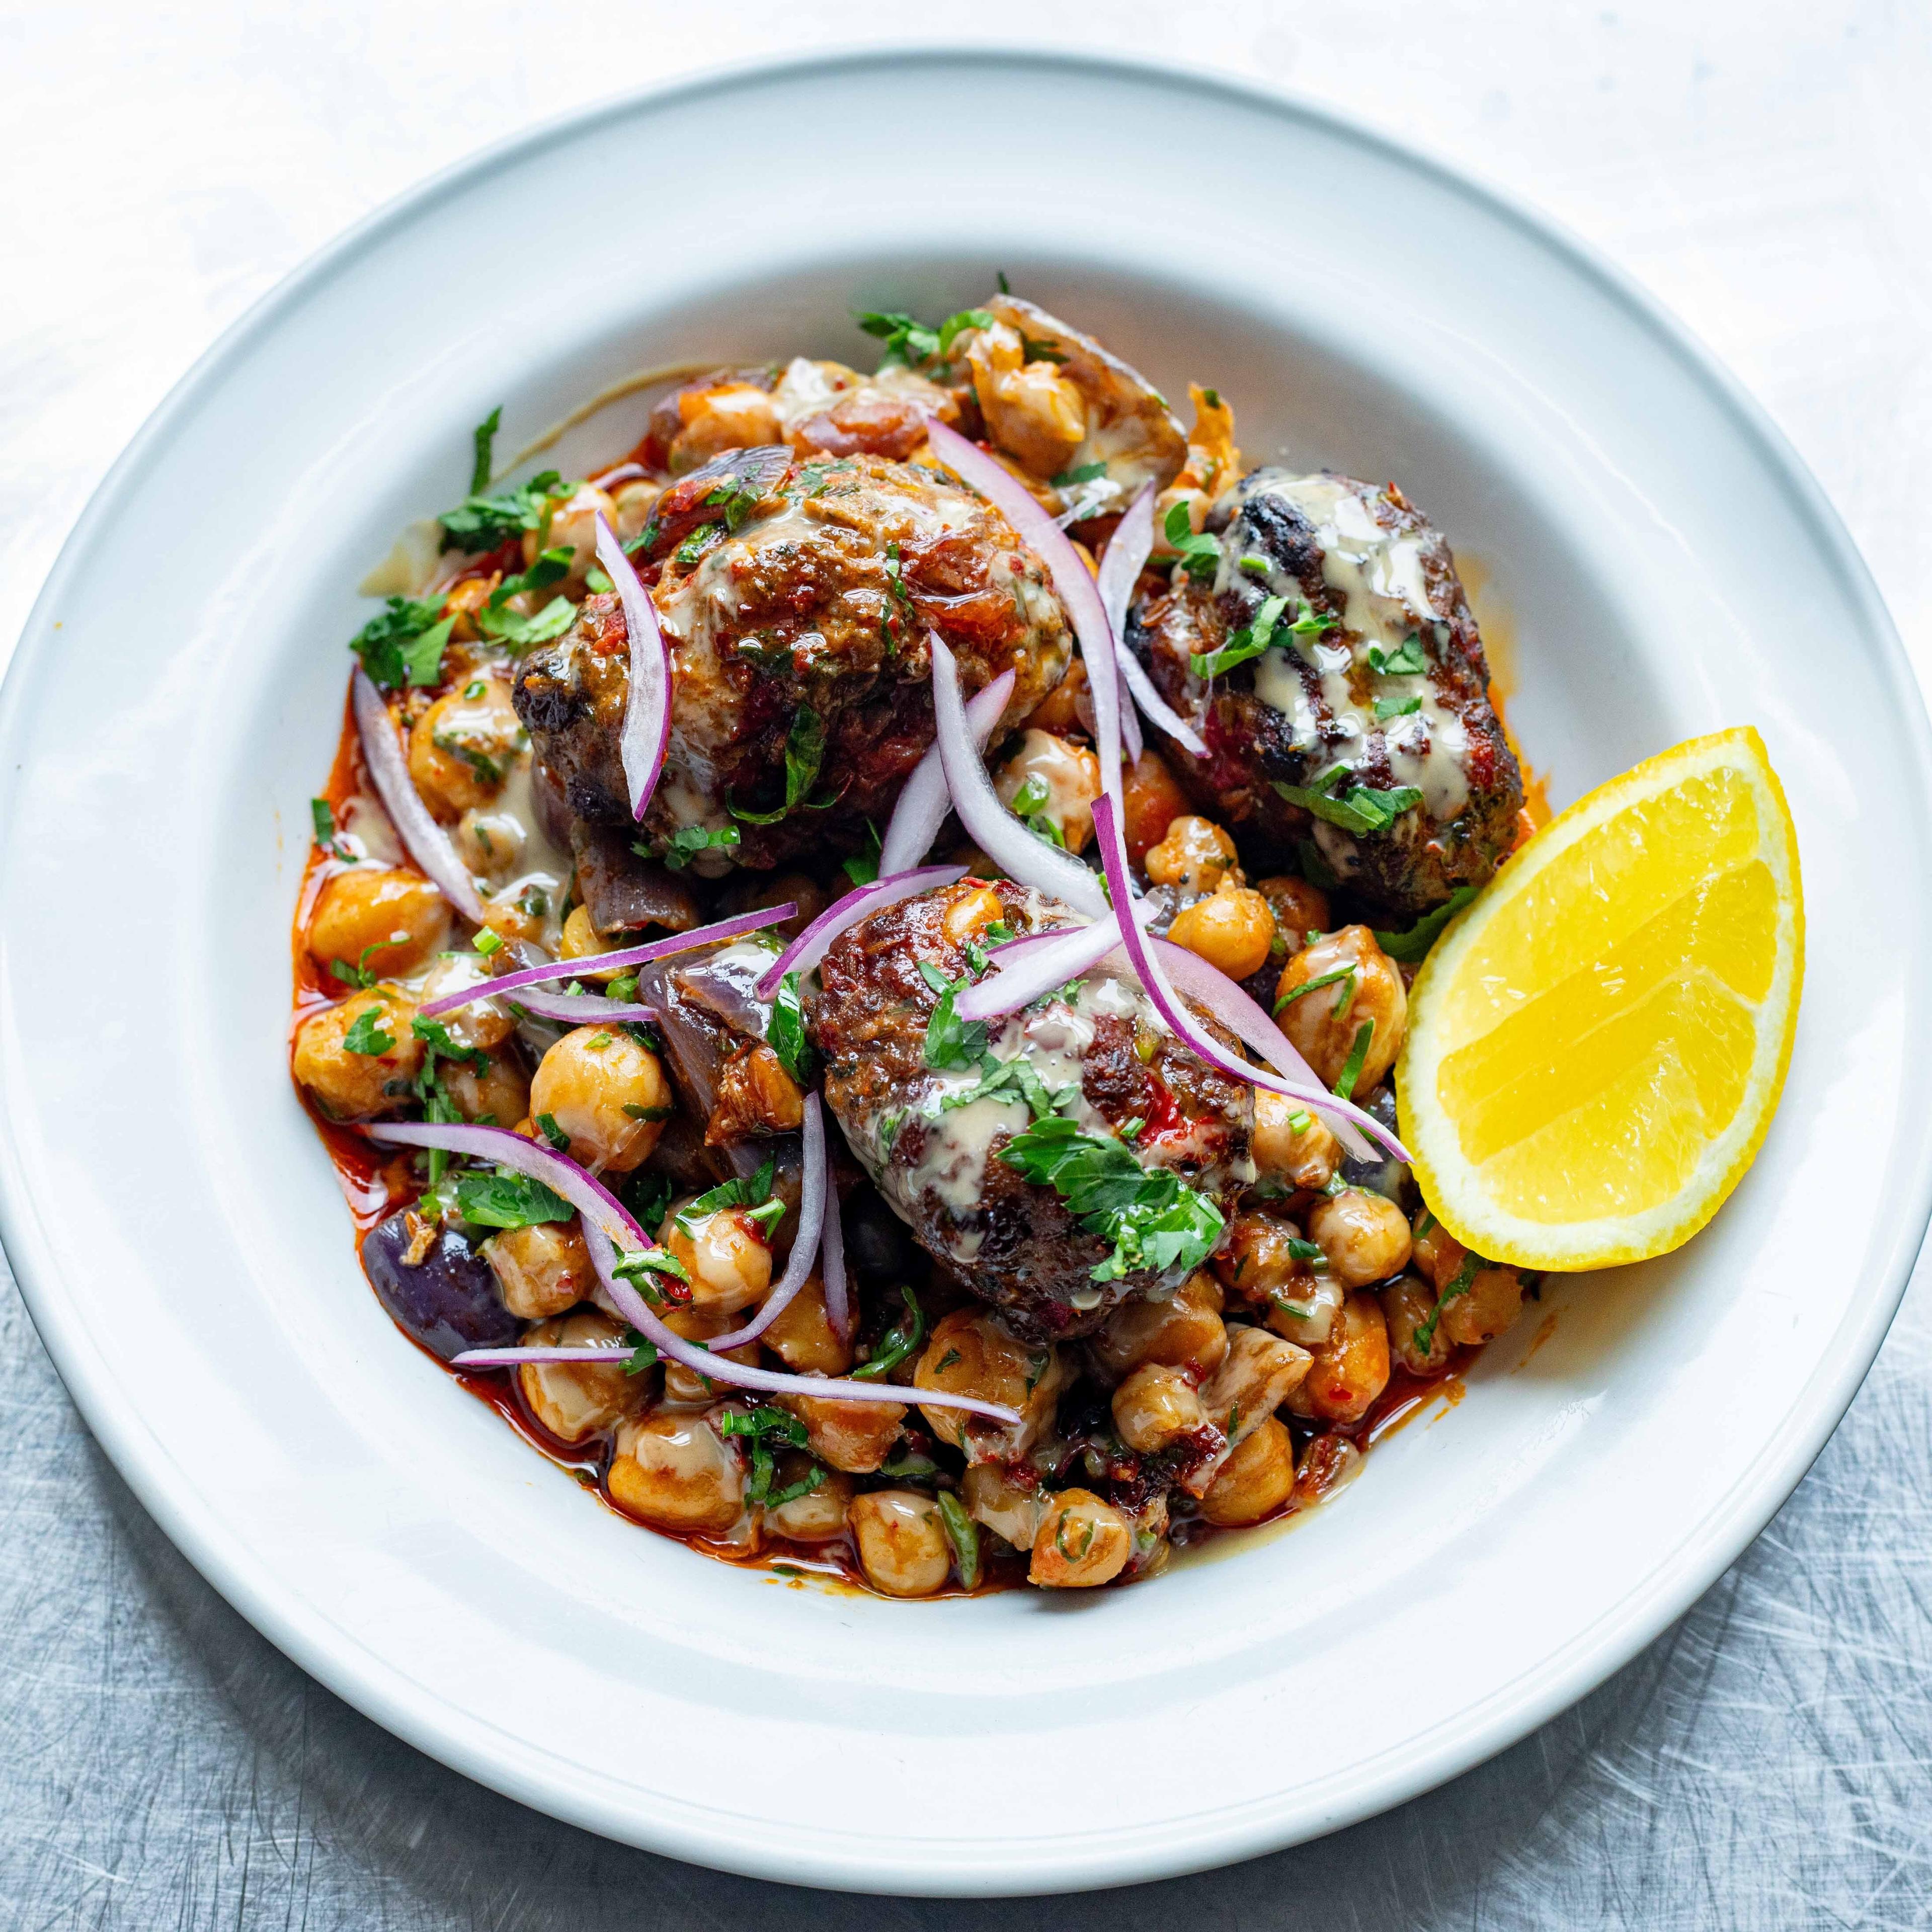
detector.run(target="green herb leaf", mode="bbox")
[440,470,564,552]
[1414,1253,1481,1355]
[1374,694,1423,721]
[842,821,882,888]
[1051,460,1109,490]
[1273,765,1424,836]
[998,1116,1224,1283]
[921,968,989,1071]
[1373,887,1479,963]
[1191,594,1287,679]
[1367,633,1428,676]
[675,1157,776,1236]
[535,1112,571,1152]
[1272,965,1356,1016]
[310,797,350,859]
[1333,1020,1375,1100]
[453,1167,574,1229]
[470,406,501,495]
[730,705,829,825]
[656,824,740,871]
[767,970,813,1084]
[852,1284,927,1380]
[342,1006,394,1056]
[348,598,455,691]
[937,1490,981,1589]
[1161,500,1222,583]
[410,1014,490,1071]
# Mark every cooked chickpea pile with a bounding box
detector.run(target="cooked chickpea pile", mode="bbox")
[291,334,1537,1600]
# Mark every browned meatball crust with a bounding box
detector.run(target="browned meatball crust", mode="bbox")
[1130,468,1523,916]
[807,879,1254,1341]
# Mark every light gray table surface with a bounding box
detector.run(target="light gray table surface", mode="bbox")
[5,3,1931,1924]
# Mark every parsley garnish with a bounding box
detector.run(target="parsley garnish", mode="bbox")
[1009,772,1066,848]
[675,1158,777,1237]
[856,305,993,370]
[842,821,882,888]
[310,798,350,859]
[1415,1253,1481,1355]
[937,1490,981,1589]
[1162,500,1221,583]
[1374,887,1479,963]
[1193,594,1285,679]
[342,1005,394,1056]
[1273,763,1424,836]
[766,970,813,1084]
[439,470,564,552]
[619,1328,660,1376]
[1367,633,1428,676]
[920,962,989,1070]
[675,522,724,567]
[474,544,577,652]
[1285,1235,1328,1272]
[410,1014,489,1072]
[610,1245,693,1306]
[453,1167,573,1229]
[619,1169,675,1237]
[535,1112,571,1152]
[349,598,454,691]
[1374,694,1423,721]
[704,475,767,533]
[1273,965,1356,1017]
[1333,1020,1375,1100]
[852,1284,926,1380]
[469,406,501,495]
[998,1116,1224,1282]
[718,1405,812,1505]
[656,824,740,870]
[1052,460,1109,489]
[730,705,830,825]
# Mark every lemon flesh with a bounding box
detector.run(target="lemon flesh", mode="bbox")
[1397,727,1803,1269]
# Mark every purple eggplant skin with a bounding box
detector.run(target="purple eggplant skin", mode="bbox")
[362,1210,520,1361]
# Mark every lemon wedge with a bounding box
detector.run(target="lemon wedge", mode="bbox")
[1397,727,1803,1269]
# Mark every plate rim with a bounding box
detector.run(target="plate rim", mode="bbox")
[3,42,1927,1896]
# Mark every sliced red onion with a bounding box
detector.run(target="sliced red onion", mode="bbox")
[456,1345,647,1368]
[1099,486,1205,760]
[1088,798,1406,1164]
[704,1092,826,1350]
[589,462,648,491]
[877,667,1013,876]
[931,635,1107,918]
[372,1119,1018,1419]
[351,670,489,927]
[503,988,661,1026]
[953,914,1121,1021]
[819,1155,852,1343]
[420,904,794,1018]
[593,511,671,821]
[753,864,965,1002]
[924,420,1125,816]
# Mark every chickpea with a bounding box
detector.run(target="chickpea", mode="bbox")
[1029,1490,1132,1588]
[528,1026,670,1173]
[1167,878,1277,981]
[760,1274,852,1377]
[849,1490,952,1597]
[916,1310,1066,1457]
[1216,1211,1317,1306]
[558,904,627,982]
[1196,1324,1311,1452]
[608,1410,743,1534]
[1252,875,1332,956]
[1143,814,1237,896]
[1252,1090,1340,1191]
[1412,1208,1465,1290]
[292,987,423,1119]
[417,953,514,1051]
[1122,748,1188,864]
[1440,1265,1525,1349]
[1199,1416,1297,1527]
[485,1219,594,1320]
[1023,655,1089,737]
[533,483,618,584]
[1110,1363,1205,1454]
[660,1307,759,1405]
[517,1309,639,1443]
[1264,1275,1346,1349]
[1091,1272,1228,1380]
[454,807,525,882]
[1273,925,1405,1091]
[1382,1272,1453,1377]
[1285,1293,1391,1426]
[1294,1431,1364,1507]
[441,573,499,645]
[442,1049,530,1127]
[1307,1188,1413,1289]
[967,321,1087,477]
[993,730,1102,854]
[962,1463,1048,1551]
[407,676,525,821]
[940,881,1005,948]
[662,1202,773,1315]
[779,1391,906,1474]
[668,383,783,473]
[765,1458,852,1542]
[308,868,450,979]
[611,478,662,545]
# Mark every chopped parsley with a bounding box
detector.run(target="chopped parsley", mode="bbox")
[410,1014,489,1072]
[452,1167,574,1230]
[610,1245,693,1306]
[674,522,725,567]
[852,1284,926,1380]
[937,1050,1072,1123]
[1285,1235,1327,1271]
[718,1405,813,1505]
[535,1112,571,1152]
[842,820,882,888]
[919,962,990,1071]
[1333,1020,1375,1100]
[675,1157,779,1238]
[439,469,565,552]
[1273,763,1424,836]
[619,1328,660,1376]
[730,705,830,825]
[1374,694,1423,721]
[766,970,813,1084]
[475,544,577,651]
[1414,1253,1481,1355]
[998,1116,1224,1282]
[855,305,992,371]
[1009,772,1065,848]
[349,597,454,691]
[341,1005,394,1056]
[704,475,767,533]
[1367,633,1428,677]
[619,1168,675,1237]
[1374,886,1478,963]
[656,824,740,870]
[469,406,501,495]
[1162,500,1221,583]
[937,1490,981,1589]
[1052,460,1109,490]
[1273,964,1356,1017]
[310,798,350,860]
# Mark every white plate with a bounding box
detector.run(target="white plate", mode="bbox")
[2,48,1925,1897]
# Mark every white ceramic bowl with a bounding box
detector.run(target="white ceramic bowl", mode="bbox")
[2,48,1926,1897]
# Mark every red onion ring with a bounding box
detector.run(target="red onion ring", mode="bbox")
[419,904,795,1018]
[501,988,661,1026]
[931,636,1107,918]
[924,420,1125,816]
[819,1152,852,1343]
[753,864,966,1003]
[877,667,1013,876]
[351,670,489,927]
[702,1091,826,1350]
[589,462,648,491]
[1101,485,1206,759]
[1088,797,1407,1163]
[953,914,1121,1021]
[370,1120,1018,1419]
[593,511,671,821]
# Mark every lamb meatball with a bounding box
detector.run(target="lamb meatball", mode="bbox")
[807,877,1255,1342]
[1129,467,1524,916]
[514,447,1072,871]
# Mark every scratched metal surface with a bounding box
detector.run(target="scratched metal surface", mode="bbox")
[6,2,1932,1924]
